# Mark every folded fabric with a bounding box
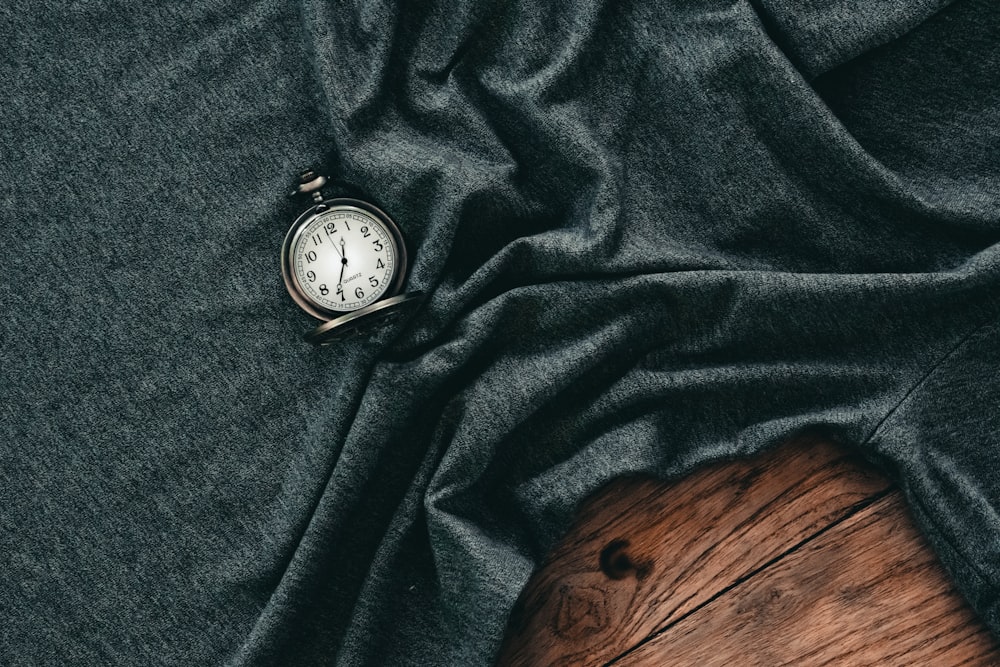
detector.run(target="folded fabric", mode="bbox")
[1,0,997,664]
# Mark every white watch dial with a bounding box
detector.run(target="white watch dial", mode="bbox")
[291,206,397,312]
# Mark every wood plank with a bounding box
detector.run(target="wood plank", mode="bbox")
[618,492,1000,666]
[496,436,891,667]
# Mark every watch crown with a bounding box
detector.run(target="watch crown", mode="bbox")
[289,169,328,202]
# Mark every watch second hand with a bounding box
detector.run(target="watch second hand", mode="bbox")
[337,238,347,301]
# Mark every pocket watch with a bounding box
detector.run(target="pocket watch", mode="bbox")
[281,170,423,345]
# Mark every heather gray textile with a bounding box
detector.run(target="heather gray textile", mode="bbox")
[1,0,998,664]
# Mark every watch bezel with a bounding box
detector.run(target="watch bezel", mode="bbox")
[281,197,408,321]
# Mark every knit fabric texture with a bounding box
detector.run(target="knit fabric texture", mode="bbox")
[1,0,998,664]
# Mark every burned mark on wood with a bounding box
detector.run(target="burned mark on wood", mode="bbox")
[599,539,653,581]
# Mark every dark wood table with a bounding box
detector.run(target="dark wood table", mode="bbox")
[497,436,1000,666]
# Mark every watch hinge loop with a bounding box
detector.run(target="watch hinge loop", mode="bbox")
[290,169,328,202]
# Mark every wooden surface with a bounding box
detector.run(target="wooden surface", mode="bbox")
[496,437,1000,666]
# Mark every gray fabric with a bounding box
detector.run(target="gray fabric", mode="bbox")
[1,0,998,664]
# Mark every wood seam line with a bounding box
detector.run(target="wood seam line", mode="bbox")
[653,456,883,601]
[602,485,898,667]
[543,450,871,568]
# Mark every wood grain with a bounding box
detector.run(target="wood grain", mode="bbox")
[619,492,1000,666]
[497,436,1000,666]
[496,437,892,667]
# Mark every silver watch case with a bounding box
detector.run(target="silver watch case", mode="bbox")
[281,197,408,321]
[281,189,420,346]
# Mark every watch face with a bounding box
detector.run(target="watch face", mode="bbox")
[284,203,400,316]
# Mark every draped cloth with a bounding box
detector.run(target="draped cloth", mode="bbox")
[1,0,998,663]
